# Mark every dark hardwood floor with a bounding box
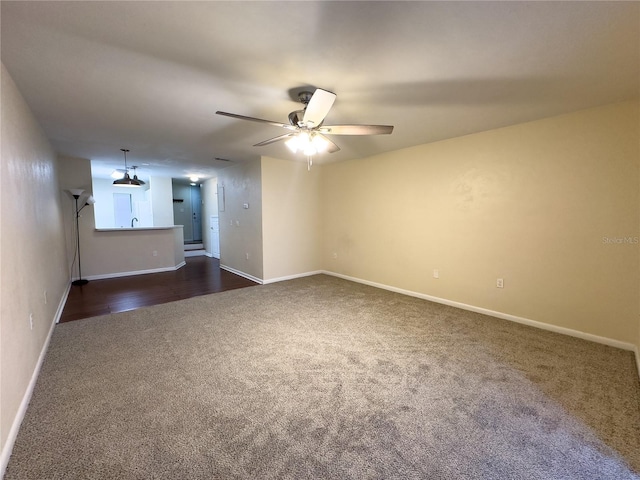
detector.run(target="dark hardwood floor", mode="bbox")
[60,256,258,322]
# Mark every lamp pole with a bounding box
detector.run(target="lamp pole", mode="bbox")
[71,193,89,286]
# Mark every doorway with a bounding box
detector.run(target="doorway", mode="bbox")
[172,180,202,242]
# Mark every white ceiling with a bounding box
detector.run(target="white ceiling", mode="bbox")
[2,1,638,181]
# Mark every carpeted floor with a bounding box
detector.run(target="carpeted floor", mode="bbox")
[5,275,640,479]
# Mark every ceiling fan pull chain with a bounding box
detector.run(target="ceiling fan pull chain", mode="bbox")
[307,156,313,171]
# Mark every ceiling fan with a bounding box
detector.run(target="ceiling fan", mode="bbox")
[216,88,393,168]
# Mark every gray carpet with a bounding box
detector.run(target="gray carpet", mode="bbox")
[5,274,640,479]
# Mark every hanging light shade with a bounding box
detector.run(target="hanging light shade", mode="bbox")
[130,166,146,185]
[113,148,143,187]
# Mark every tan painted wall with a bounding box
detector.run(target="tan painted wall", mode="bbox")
[217,160,263,280]
[323,101,639,344]
[149,176,174,227]
[173,227,185,267]
[0,64,69,460]
[261,156,323,281]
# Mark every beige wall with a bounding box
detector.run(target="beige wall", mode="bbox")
[0,64,69,468]
[84,229,184,278]
[261,156,323,281]
[217,160,263,280]
[173,227,186,267]
[323,101,640,345]
[149,176,174,227]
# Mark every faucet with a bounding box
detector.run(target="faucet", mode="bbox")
[131,217,138,228]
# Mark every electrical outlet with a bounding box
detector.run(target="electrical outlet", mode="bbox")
[332,252,338,259]
[433,269,439,279]
[152,250,158,257]
[29,313,33,330]
[497,278,504,288]
[245,253,249,260]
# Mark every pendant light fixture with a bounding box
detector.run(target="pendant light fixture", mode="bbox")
[130,166,145,185]
[113,148,143,187]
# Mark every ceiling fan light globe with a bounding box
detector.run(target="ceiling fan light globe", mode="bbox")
[285,136,300,153]
[299,131,311,143]
[303,144,317,156]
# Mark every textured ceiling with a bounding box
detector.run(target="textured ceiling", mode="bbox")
[2,1,638,181]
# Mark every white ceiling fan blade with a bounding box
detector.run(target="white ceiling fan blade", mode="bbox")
[254,133,296,147]
[319,124,394,135]
[302,89,336,127]
[317,133,340,153]
[216,111,296,131]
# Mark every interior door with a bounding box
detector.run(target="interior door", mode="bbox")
[191,185,202,242]
[210,215,220,259]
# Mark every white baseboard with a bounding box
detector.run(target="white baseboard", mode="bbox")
[635,345,640,381]
[0,283,70,477]
[219,264,263,284]
[55,281,71,324]
[79,262,186,281]
[262,270,325,285]
[321,271,639,355]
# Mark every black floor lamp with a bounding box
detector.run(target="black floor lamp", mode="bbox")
[68,189,95,286]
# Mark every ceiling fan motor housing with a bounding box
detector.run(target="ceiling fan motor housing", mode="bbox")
[288,110,303,126]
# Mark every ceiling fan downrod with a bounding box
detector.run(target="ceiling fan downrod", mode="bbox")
[298,91,313,105]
